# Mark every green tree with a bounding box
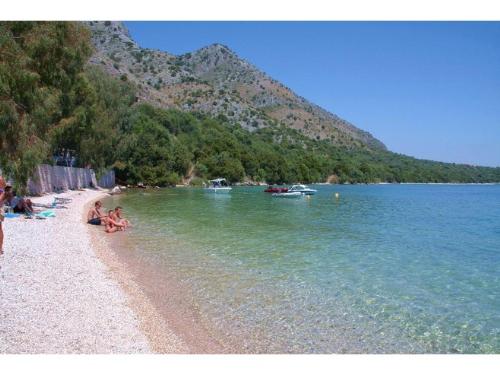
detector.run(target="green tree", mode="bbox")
[0,22,92,191]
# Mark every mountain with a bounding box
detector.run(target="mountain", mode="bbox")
[84,21,386,151]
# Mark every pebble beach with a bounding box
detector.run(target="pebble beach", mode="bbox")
[0,189,185,354]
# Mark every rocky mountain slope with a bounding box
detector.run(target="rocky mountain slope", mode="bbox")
[85,21,386,150]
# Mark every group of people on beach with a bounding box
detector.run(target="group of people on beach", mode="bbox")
[0,174,130,256]
[87,200,130,233]
[0,177,35,255]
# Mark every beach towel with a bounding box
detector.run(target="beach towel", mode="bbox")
[4,212,20,219]
[36,209,56,218]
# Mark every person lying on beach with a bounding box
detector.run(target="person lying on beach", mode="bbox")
[0,185,33,215]
[104,209,125,233]
[87,200,105,225]
[110,206,131,229]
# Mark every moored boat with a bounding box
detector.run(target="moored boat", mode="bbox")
[204,178,232,193]
[288,184,317,195]
[264,185,288,193]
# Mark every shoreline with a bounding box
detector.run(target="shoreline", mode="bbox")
[0,187,232,353]
[84,194,191,353]
[94,194,232,353]
[0,189,151,353]
[126,181,500,190]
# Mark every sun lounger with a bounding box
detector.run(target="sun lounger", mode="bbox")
[54,197,72,203]
[33,203,56,209]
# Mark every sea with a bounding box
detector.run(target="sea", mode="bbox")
[105,184,500,353]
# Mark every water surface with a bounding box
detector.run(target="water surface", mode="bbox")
[107,184,500,353]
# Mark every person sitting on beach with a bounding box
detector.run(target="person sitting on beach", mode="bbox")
[110,206,131,229]
[104,209,125,233]
[7,189,34,214]
[87,200,105,225]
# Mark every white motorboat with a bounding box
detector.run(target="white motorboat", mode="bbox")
[288,184,317,195]
[272,191,303,198]
[204,178,232,193]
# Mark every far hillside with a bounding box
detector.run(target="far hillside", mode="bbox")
[85,21,386,150]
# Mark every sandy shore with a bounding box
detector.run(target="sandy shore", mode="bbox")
[0,189,180,353]
[85,196,190,353]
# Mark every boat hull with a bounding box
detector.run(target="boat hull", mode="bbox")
[272,192,303,198]
[204,187,232,193]
[301,190,316,195]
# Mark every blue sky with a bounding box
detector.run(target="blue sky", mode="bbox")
[125,22,500,167]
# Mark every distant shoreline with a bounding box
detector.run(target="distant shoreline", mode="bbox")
[126,181,500,189]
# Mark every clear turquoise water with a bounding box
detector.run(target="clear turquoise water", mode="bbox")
[110,185,500,353]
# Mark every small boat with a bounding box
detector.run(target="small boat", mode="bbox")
[272,191,303,198]
[288,184,317,195]
[264,186,288,193]
[204,178,232,193]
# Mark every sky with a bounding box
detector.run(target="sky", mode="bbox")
[125,22,500,167]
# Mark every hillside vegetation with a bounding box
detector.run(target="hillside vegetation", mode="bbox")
[112,103,500,185]
[85,21,386,150]
[1,21,499,192]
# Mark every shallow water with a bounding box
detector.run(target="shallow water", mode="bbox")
[107,185,500,353]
